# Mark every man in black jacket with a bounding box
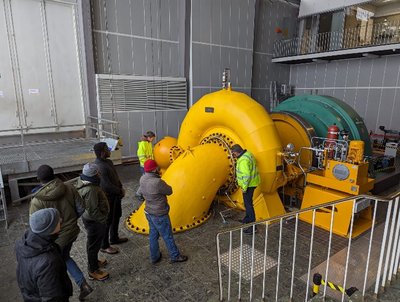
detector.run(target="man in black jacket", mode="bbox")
[93,142,128,255]
[15,208,73,301]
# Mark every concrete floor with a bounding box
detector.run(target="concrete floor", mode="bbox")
[0,164,399,302]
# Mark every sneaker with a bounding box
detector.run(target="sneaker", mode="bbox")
[100,247,119,254]
[110,237,128,245]
[79,280,93,300]
[152,252,162,264]
[170,255,188,263]
[88,269,110,281]
[98,258,108,267]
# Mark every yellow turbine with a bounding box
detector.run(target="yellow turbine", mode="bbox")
[127,88,287,234]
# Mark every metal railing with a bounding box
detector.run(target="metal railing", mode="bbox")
[274,20,400,58]
[216,190,400,301]
[0,168,7,229]
[0,117,119,167]
[0,116,119,150]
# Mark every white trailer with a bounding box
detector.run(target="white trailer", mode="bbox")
[0,0,88,134]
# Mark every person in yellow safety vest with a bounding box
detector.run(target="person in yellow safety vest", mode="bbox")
[137,131,156,174]
[231,144,260,235]
[136,131,156,201]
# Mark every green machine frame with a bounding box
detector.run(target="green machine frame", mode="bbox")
[273,94,372,156]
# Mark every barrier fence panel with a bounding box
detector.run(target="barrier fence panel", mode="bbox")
[216,191,400,301]
[273,20,400,58]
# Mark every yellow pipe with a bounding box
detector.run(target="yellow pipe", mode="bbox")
[127,143,230,234]
[177,89,285,193]
[154,136,177,170]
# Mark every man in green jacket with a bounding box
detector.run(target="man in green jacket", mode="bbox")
[231,144,260,234]
[30,165,93,300]
[76,163,110,282]
[137,131,156,174]
[136,131,156,201]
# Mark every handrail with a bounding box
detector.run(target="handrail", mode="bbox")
[0,119,117,134]
[216,188,400,301]
[0,117,119,150]
[0,123,89,133]
[273,20,400,58]
[87,115,118,124]
[216,192,395,236]
[11,177,79,204]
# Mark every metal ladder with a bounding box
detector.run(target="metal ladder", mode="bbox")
[0,167,8,229]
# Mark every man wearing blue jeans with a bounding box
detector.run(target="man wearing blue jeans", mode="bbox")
[138,159,188,263]
[231,144,260,235]
[30,165,93,300]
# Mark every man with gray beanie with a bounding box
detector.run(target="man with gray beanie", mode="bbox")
[15,208,73,301]
[30,164,93,300]
[76,163,110,281]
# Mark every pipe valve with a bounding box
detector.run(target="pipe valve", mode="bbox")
[222,68,231,90]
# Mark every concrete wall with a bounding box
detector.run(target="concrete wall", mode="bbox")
[251,0,299,109]
[289,55,400,133]
[91,0,185,77]
[89,0,187,158]
[190,0,256,104]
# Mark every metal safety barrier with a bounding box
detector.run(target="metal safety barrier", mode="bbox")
[273,20,400,58]
[0,116,119,150]
[0,168,7,229]
[216,190,400,301]
[0,116,119,167]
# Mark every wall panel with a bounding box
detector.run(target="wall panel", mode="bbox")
[190,0,256,104]
[91,0,187,158]
[290,55,400,133]
[0,0,20,130]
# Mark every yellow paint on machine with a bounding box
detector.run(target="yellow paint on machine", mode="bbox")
[300,185,373,238]
[127,88,286,234]
[127,143,229,234]
[306,160,374,195]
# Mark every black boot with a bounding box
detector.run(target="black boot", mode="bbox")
[79,279,93,300]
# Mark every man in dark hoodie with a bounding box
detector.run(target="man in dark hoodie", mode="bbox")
[93,142,128,255]
[16,208,73,301]
[76,163,110,281]
[30,165,93,300]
